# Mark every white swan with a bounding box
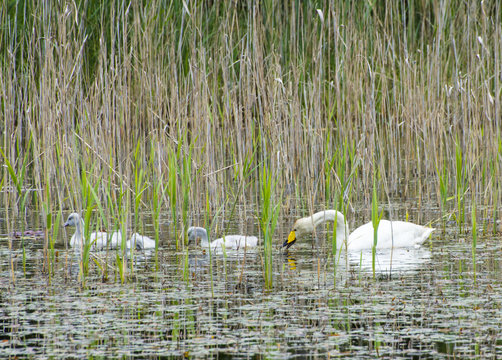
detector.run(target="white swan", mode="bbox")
[284,210,434,251]
[127,233,156,250]
[187,226,258,251]
[64,213,121,250]
[64,213,155,251]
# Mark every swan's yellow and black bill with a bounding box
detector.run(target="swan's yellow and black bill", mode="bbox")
[282,231,297,249]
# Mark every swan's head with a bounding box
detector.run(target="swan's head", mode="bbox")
[283,210,343,249]
[64,213,81,227]
[283,218,313,249]
[187,227,208,245]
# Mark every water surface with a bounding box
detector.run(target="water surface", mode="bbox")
[1,206,501,358]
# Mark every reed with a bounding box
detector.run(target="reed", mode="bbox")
[471,198,477,284]
[78,170,97,284]
[114,182,129,284]
[151,178,164,270]
[166,148,179,248]
[330,196,343,285]
[371,173,383,280]
[0,0,500,282]
[180,137,193,248]
[42,161,52,277]
[0,137,32,275]
[131,141,147,273]
[493,185,499,235]
[493,137,502,234]
[436,160,450,231]
[259,165,280,290]
[455,140,466,233]
[47,207,62,281]
[205,189,214,298]
[0,138,31,218]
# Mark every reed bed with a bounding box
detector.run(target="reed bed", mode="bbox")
[1,1,501,277]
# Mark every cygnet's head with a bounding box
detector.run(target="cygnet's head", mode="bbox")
[64,213,81,228]
[187,227,208,245]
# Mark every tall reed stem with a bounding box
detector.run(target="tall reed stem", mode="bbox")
[260,166,280,290]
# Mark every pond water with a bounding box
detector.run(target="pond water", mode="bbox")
[1,205,501,359]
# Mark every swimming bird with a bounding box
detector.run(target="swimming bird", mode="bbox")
[284,210,434,251]
[64,213,121,250]
[64,213,155,251]
[127,233,156,250]
[187,226,258,251]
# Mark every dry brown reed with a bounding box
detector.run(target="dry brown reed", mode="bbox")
[1,1,500,237]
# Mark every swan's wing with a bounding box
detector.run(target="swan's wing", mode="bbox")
[347,222,374,251]
[134,234,155,249]
[71,230,122,251]
[382,221,434,247]
[348,220,434,250]
[126,233,138,249]
[88,232,110,250]
[222,235,242,249]
[241,236,258,248]
[227,235,259,249]
[211,235,259,250]
[209,238,226,251]
[88,231,123,250]
[127,233,155,249]
[108,232,122,249]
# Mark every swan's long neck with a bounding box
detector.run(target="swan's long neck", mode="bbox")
[200,234,210,247]
[71,217,85,247]
[198,228,210,247]
[285,210,350,250]
[310,210,350,248]
[310,210,339,227]
[333,212,350,249]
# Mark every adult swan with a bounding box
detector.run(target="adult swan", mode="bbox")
[283,210,434,251]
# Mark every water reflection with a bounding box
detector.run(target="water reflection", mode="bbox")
[1,207,501,359]
[188,253,209,272]
[281,251,298,270]
[347,247,432,274]
[283,246,432,275]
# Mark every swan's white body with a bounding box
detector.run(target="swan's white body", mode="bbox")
[64,213,122,250]
[285,210,434,251]
[64,213,155,251]
[187,226,258,251]
[127,233,156,250]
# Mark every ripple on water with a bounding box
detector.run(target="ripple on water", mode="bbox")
[0,213,501,358]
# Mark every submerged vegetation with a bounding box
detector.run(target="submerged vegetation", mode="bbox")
[0,1,501,357]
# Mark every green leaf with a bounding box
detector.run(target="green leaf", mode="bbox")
[46,213,52,229]
[0,147,21,195]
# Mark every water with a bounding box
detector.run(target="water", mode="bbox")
[1,206,501,359]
